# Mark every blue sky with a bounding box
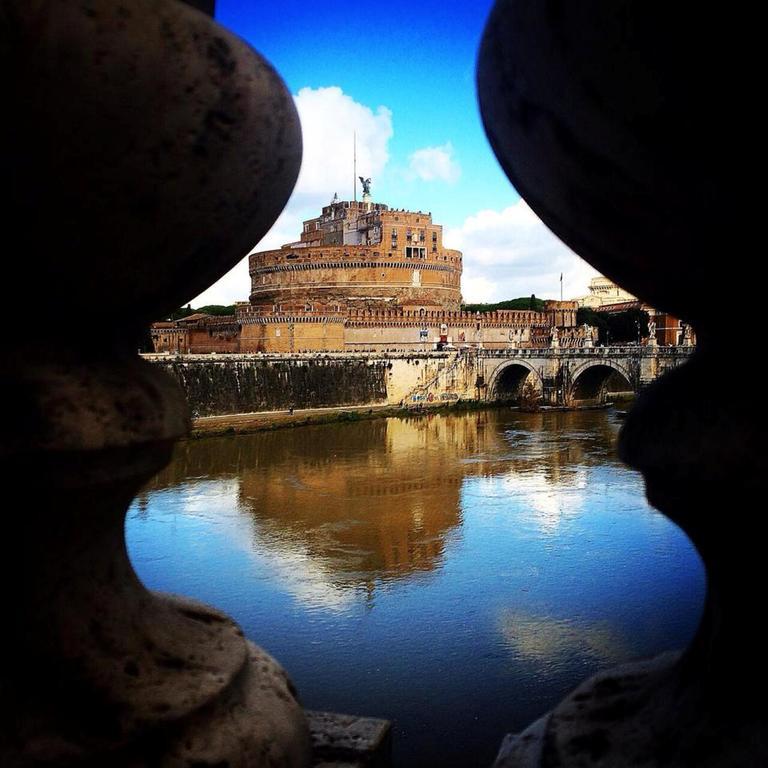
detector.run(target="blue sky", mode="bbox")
[194,0,598,306]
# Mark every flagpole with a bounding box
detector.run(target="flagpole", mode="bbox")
[353,131,357,203]
[560,272,563,302]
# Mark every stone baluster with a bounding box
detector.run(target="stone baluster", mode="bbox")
[1,0,308,764]
[478,1,765,765]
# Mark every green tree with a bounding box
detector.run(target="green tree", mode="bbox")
[462,296,546,313]
[577,307,649,345]
[165,303,236,321]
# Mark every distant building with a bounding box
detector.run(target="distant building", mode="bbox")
[575,276,637,309]
[572,276,693,346]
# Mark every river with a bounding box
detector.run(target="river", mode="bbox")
[127,408,704,767]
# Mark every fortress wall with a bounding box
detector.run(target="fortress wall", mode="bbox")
[239,318,346,353]
[342,323,536,350]
[185,327,240,354]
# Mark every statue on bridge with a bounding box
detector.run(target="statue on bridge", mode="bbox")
[647,319,657,346]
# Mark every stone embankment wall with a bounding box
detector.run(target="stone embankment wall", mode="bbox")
[152,355,390,417]
[148,352,475,416]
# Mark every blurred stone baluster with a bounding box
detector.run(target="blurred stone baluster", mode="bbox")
[478,1,765,765]
[0,0,308,765]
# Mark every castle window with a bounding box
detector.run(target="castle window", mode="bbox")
[406,246,426,259]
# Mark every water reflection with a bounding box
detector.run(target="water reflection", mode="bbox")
[140,411,625,586]
[130,409,704,768]
[498,610,630,665]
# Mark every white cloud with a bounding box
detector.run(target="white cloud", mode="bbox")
[192,97,598,309]
[407,142,460,183]
[291,86,392,202]
[444,200,599,304]
[193,86,394,306]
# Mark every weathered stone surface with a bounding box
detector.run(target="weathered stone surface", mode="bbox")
[1,0,308,764]
[476,1,746,337]
[156,355,389,416]
[479,0,766,765]
[494,714,549,768]
[308,711,392,766]
[314,763,367,768]
[2,355,188,455]
[3,0,301,346]
[494,654,681,767]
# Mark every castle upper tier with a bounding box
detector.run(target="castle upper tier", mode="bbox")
[249,199,463,312]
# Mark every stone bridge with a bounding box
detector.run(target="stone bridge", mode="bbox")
[405,345,695,407]
[147,345,696,414]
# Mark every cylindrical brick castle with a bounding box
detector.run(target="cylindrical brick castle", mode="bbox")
[249,199,462,311]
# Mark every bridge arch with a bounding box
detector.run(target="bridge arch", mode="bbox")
[486,360,543,402]
[568,359,635,404]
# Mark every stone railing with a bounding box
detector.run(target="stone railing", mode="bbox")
[2,1,310,765]
[478,345,695,358]
[479,1,763,765]
[142,351,454,362]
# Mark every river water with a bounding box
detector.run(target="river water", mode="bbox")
[127,408,704,767]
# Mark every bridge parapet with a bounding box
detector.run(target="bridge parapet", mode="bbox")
[478,345,694,359]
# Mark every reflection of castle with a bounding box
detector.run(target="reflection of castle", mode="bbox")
[140,410,621,587]
[152,195,584,353]
[237,416,469,580]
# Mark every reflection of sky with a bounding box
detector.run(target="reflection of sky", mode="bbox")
[472,470,588,534]
[498,610,631,665]
[131,479,360,613]
[126,411,704,768]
